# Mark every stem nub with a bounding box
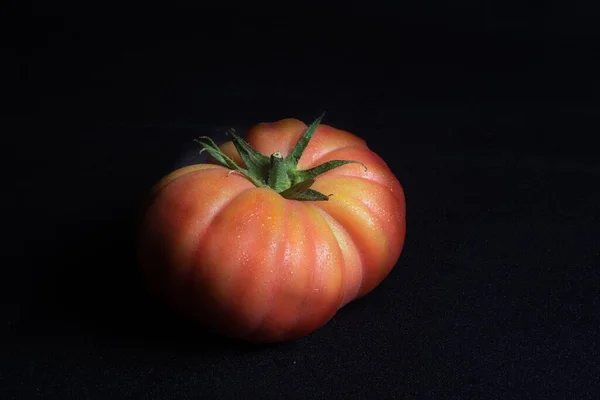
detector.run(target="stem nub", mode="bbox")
[268,152,291,192]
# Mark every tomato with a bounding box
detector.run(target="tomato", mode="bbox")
[138,115,406,343]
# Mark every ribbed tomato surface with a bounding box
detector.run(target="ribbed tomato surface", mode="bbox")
[139,118,406,343]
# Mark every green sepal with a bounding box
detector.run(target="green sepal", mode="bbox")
[286,112,325,164]
[194,136,240,171]
[291,159,367,185]
[227,129,270,184]
[279,178,316,199]
[291,188,331,201]
[280,179,330,201]
[194,136,265,188]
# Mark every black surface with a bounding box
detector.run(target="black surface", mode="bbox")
[4,4,600,399]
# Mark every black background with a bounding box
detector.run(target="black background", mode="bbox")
[4,2,600,398]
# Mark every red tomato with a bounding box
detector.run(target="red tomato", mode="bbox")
[138,115,406,343]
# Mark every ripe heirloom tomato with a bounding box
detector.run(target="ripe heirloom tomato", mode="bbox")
[138,115,406,343]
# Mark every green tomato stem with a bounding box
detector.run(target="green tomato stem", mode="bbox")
[194,114,367,201]
[268,152,292,192]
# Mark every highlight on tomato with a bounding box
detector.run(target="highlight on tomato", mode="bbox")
[138,114,406,343]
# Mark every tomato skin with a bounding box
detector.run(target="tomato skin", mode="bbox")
[138,118,406,343]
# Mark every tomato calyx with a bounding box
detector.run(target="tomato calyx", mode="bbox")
[195,114,367,201]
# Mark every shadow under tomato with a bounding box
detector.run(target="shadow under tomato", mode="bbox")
[22,209,272,355]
